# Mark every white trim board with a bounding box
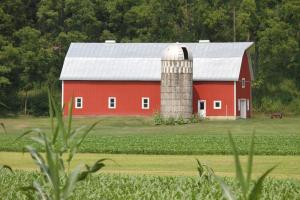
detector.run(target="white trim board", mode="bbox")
[234,81,236,116]
[61,81,64,108]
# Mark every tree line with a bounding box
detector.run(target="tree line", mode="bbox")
[0,0,299,115]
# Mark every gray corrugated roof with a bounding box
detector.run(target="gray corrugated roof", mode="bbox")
[60,42,253,81]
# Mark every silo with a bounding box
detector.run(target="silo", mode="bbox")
[161,43,193,119]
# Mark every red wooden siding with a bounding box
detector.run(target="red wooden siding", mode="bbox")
[236,53,252,117]
[63,54,252,118]
[193,81,235,116]
[63,81,160,116]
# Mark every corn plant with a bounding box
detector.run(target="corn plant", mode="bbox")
[16,91,107,200]
[0,122,11,172]
[0,122,7,134]
[218,132,277,200]
[196,159,214,182]
[0,165,12,173]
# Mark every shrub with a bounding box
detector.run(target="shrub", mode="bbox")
[153,112,164,125]
[165,117,176,125]
[153,113,200,126]
[190,114,201,123]
[176,115,187,125]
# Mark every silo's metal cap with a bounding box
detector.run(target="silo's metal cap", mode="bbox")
[161,43,193,61]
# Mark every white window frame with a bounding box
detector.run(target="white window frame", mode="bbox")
[242,78,246,88]
[213,100,222,110]
[108,97,116,109]
[75,97,83,109]
[142,97,150,109]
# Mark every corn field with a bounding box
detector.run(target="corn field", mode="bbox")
[0,171,299,200]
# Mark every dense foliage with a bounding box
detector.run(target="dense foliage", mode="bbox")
[0,0,299,115]
[0,171,299,199]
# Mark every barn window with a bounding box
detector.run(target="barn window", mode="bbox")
[213,100,222,110]
[108,97,116,109]
[242,78,246,88]
[75,97,83,109]
[182,47,188,60]
[142,97,150,109]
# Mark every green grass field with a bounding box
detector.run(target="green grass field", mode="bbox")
[0,115,300,155]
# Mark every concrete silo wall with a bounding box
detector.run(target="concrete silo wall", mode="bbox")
[161,60,193,119]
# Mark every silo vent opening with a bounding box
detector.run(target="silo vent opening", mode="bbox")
[182,47,188,60]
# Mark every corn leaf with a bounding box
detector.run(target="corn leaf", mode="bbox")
[62,165,82,199]
[52,123,60,145]
[248,165,277,200]
[14,128,42,142]
[67,126,86,147]
[0,164,13,173]
[76,121,100,148]
[77,159,108,181]
[30,136,46,146]
[19,186,38,200]
[66,97,74,139]
[33,181,49,200]
[89,159,106,173]
[44,135,61,200]
[196,159,204,177]
[47,88,54,134]
[0,122,7,134]
[50,94,67,147]
[246,132,255,190]
[228,132,247,195]
[215,176,236,200]
[26,146,52,185]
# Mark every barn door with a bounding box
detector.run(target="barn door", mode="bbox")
[198,100,206,118]
[240,99,247,119]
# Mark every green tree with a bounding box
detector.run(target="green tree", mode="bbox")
[64,0,101,40]
[0,44,21,113]
[37,0,65,35]
[14,27,43,115]
[236,0,257,41]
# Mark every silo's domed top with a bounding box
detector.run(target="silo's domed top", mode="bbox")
[161,44,193,61]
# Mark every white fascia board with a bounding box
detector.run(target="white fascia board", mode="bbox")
[61,80,64,108]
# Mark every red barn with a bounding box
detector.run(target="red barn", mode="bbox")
[60,42,254,119]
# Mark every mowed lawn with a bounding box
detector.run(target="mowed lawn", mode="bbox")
[1,152,300,179]
[0,115,300,155]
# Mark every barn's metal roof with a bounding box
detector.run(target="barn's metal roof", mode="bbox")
[60,42,253,81]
